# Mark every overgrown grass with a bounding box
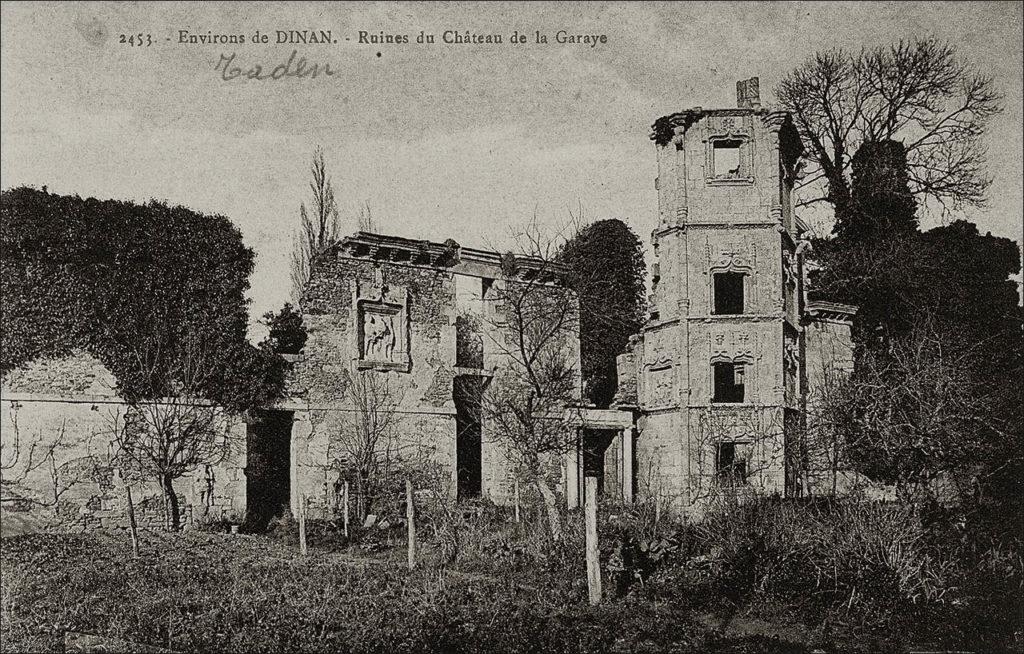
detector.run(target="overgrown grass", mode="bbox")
[608,496,1023,653]
[2,496,1019,653]
[0,528,796,654]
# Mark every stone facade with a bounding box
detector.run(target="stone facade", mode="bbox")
[801,300,858,495]
[286,233,581,518]
[0,351,247,532]
[1,80,857,531]
[611,80,857,516]
[0,236,582,531]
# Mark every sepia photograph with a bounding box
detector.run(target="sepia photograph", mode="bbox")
[1,2,1022,652]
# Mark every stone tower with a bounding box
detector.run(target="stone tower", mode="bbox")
[615,79,807,513]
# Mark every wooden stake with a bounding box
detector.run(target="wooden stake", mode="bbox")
[343,480,350,539]
[513,478,521,523]
[298,495,308,556]
[126,485,139,559]
[406,479,416,570]
[585,476,601,605]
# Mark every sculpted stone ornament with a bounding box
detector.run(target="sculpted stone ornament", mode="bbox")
[363,312,396,361]
[355,280,410,372]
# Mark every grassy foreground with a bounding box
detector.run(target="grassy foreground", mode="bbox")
[2,496,1020,653]
[0,529,802,654]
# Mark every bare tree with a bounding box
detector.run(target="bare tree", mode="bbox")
[818,322,1013,500]
[356,201,374,233]
[777,38,1003,220]
[316,366,408,522]
[477,223,582,541]
[689,407,786,505]
[0,405,85,509]
[111,336,234,530]
[291,147,342,302]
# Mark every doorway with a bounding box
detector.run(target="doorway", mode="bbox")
[581,428,618,499]
[454,376,483,500]
[245,409,293,532]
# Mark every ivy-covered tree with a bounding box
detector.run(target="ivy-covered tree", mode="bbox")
[260,302,308,355]
[808,140,1022,504]
[811,140,1020,353]
[557,219,646,407]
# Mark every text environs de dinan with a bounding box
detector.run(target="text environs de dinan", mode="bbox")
[179,30,335,45]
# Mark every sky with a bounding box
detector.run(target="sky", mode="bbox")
[2,1,1021,340]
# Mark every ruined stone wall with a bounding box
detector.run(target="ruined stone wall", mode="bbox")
[294,255,458,511]
[802,316,856,495]
[295,251,579,509]
[1,351,246,532]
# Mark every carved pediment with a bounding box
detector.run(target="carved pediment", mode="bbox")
[710,331,755,363]
[707,238,755,273]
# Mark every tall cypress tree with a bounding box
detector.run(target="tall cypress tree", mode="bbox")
[838,140,919,241]
[558,219,646,407]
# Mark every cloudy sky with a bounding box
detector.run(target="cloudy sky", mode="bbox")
[2,1,1021,338]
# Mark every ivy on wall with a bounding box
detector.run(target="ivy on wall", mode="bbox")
[1,186,284,412]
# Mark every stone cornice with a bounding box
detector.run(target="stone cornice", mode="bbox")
[331,231,569,284]
[651,106,778,146]
[804,300,859,324]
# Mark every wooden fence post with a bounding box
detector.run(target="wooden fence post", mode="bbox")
[514,478,521,524]
[406,479,416,570]
[298,494,308,556]
[343,480,350,539]
[125,485,139,559]
[585,476,601,605]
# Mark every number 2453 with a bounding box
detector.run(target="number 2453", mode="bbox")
[120,33,153,47]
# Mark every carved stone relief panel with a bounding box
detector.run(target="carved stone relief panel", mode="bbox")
[710,329,756,363]
[641,330,675,408]
[781,250,798,288]
[355,280,410,372]
[707,237,756,272]
[647,364,674,408]
[783,330,800,373]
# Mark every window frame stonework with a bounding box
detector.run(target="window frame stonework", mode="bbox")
[712,270,746,315]
[705,119,754,185]
[716,440,752,486]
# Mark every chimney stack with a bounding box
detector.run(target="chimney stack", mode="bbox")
[736,77,761,109]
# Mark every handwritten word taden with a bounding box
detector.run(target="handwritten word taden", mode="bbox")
[214,51,333,82]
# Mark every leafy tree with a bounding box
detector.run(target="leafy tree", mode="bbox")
[777,38,1002,222]
[0,186,284,410]
[1,188,95,371]
[810,140,1021,352]
[557,219,646,407]
[261,302,308,355]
